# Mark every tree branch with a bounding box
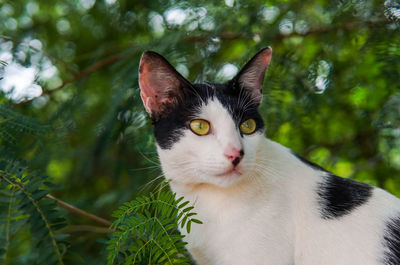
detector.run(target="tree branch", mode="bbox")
[45,194,112,227]
[42,50,137,96]
[14,18,391,105]
[273,19,390,41]
[0,173,112,227]
[186,19,390,43]
[61,224,112,233]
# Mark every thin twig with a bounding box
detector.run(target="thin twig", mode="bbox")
[0,174,112,227]
[273,19,390,41]
[186,19,390,43]
[41,50,137,96]
[14,18,391,105]
[61,224,112,233]
[46,194,112,227]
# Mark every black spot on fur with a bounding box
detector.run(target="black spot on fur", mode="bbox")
[153,82,264,149]
[317,173,373,219]
[383,216,400,265]
[292,153,373,219]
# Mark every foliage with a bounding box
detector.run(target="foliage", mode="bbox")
[0,0,399,264]
[0,151,67,265]
[0,105,49,145]
[107,191,201,265]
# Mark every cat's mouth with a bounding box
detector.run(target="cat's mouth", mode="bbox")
[216,166,243,177]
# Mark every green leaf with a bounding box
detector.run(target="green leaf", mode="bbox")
[107,191,201,264]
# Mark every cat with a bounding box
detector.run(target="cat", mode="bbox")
[138,47,400,265]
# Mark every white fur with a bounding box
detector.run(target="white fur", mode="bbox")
[156,99,400,265]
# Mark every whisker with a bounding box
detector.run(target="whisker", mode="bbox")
[137,150,160,166]
[139,173,166,192]
[129,165,161,172]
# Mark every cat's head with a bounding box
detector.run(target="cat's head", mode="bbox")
[139,47,272,187]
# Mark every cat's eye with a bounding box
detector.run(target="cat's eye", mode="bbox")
[240,119,257,135]
[189,119,211,136]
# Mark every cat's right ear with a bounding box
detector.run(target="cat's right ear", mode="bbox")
[232,47,272,106]
[139,51,192,119]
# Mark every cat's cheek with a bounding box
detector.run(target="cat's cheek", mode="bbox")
[241,132,264,165]
[156,133,213,185]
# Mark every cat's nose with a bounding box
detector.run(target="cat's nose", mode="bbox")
[224,147,244,166]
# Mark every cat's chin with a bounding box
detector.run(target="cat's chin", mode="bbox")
[202,166,245,187]
[215,167,243,177]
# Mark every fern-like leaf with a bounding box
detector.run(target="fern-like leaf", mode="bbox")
[107,191,202,265]
[0,104,50,145]
[0,154,68,265]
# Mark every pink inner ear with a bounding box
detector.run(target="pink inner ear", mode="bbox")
[251,48,272,87]
[139,58,177,116]
[139,66,161,115]
[259,47,272,65]
[139,52,184,117]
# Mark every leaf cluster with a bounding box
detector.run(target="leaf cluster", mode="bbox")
[107,191,202,265]
[0,151,68,265]
[0,105,50,146]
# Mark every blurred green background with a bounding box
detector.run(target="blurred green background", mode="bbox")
[0,0,399,264]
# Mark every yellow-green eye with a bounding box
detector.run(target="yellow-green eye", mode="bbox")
[240,119,257,134]
[189,119,210,136]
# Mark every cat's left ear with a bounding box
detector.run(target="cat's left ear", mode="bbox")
[232,47,272,106]
[138,51,193,120]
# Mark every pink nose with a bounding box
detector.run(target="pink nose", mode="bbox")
[224,147,244,166]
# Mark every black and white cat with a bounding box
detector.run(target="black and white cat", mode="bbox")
[138,47,400,265]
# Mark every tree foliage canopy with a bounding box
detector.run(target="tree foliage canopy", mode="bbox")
[0,0,399,264]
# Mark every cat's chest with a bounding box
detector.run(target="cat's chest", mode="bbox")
[176,187,294,265]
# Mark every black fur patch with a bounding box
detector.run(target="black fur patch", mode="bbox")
[383,216,400,265]
[153,82,264,149]
[293,153,373,219]
[317,173,373,219]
